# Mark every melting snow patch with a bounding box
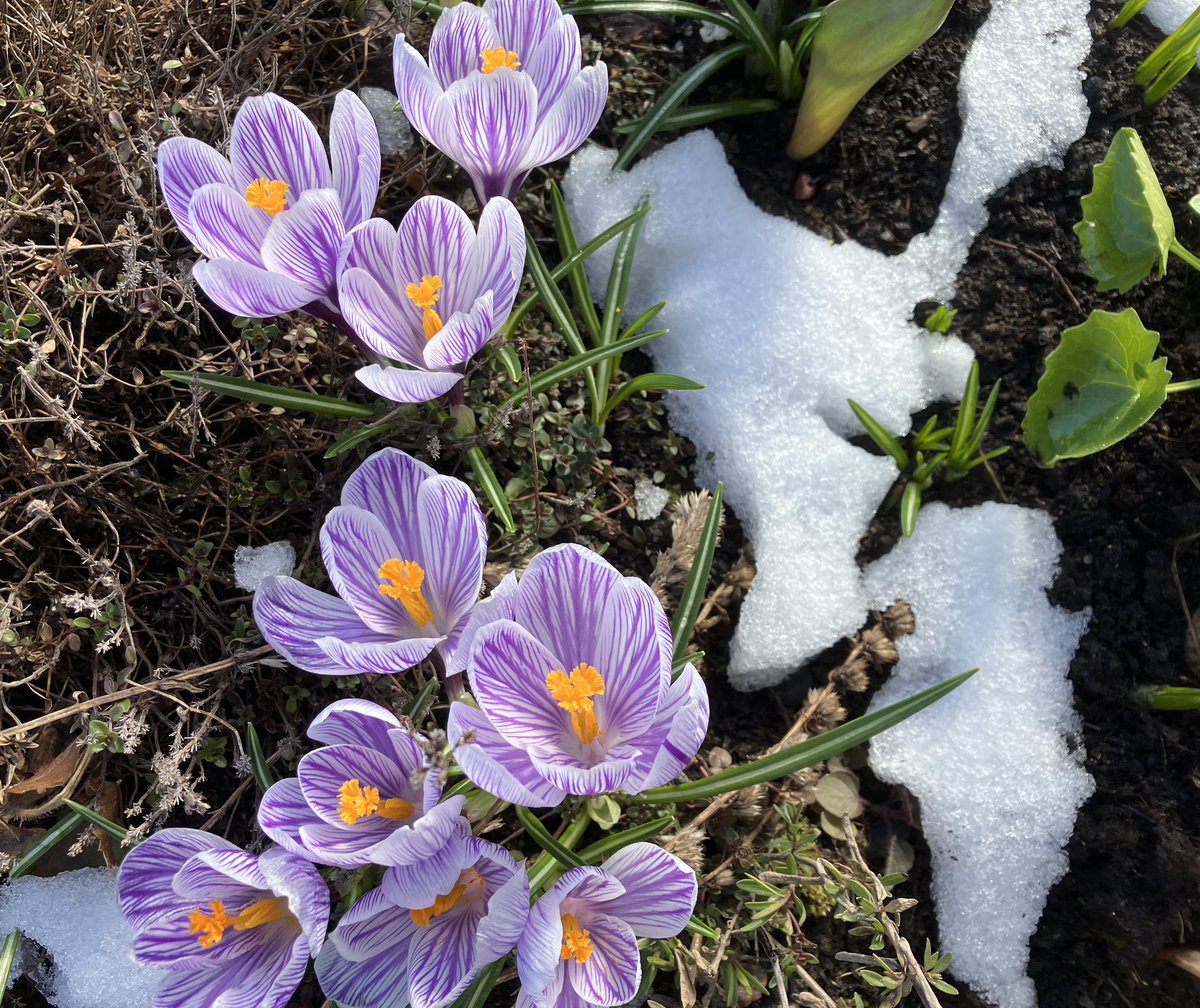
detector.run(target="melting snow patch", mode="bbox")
[633,476,671,520]
[863,503,1093,1008]
[234,540,296,591]
[564,0,1091,688]
[1143,0,1197,33]
[0,868,159,1008]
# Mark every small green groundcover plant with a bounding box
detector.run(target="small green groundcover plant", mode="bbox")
[1023,127,1200,466]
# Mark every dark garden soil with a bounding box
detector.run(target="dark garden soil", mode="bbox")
[2,0,1199,1006]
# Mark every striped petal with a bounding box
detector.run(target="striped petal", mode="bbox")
[447,702,565,808]
[191,258,314,318]
[423,295,496,371]
[260,847,330,955]
[472,844,530,963]
[394,37,458,154]
[316,933,413,1008]
[597,843,697,938]
[330,90,381,229]
[229,92,332,194]
[518,63,608,175]
[429,2,500,88]
[566,911,639,1006]
[329,886,417,962]
[298,744,411,829]
[414,474,487,629]
[186,183,270,264]
[524,15,582,118]
[119,828,235,930]
[257,778,320,859]
[260,188,346,297]
[396,195,478,318]
[344,217,401,290]
[320,505,409,634]
[171,848,266,900]
[157,137,236,245]
[308,697,405,750]
[370,794,469,870]
[470,197,525,320]
[443,570,519,675]
[252,575,396,677]
[381,824,472,908]
[444,68,538,202]
[355,362,464,404]
[623,662,709,793]
[408,906,483,1008]
[534,745,639,797]
[316,631,442,676]
[339,265,425,364]
[485,0,561,59]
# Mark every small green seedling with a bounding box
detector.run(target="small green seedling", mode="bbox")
[1135,685,1200,712]
[850,361,1007,536]
[1022,308,1200,466]
[1074,127,1200,293]
[1111,1,1200,105]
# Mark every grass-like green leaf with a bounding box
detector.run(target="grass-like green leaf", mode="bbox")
[577,814,676,864]
[324,410,413,459]
[62,798,128,841]
[1110,0,1150,28]
[515,806,587,868]
[1073,127,1174,293]
[549,180,602,342]
[899,480,922,537]
[1138,684,1200,711]
[600,373,704,424]
[787,0,953,159]
[404,676,440,722]
[848,399,908,468]
[671,482,723,664]
[465,446,516,533]
[629,668,976,804]
[562,0,742,36]
[0,930,20,999]
[448,960,504,1008]
[9,809,85,879]
[164,370,376,418]
[245,722,275,791]
[1022,308,1171,466]
[615,99,780,135]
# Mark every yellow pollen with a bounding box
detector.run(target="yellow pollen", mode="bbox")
[410,869,485,927]
[244,177,289,216]
[546,663,605,745]
[560,914,594,964]
[338,778,414,825]
[480,47,521,74]
[188,897,289,948]
[377,559,434,626]
[405,276,445,341]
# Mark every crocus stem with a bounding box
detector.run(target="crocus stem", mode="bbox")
[1170,238,1200,273]
[1166,378,1200,393]
[528,805,592,894]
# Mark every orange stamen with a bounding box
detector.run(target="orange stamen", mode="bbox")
[405,275,445,341]
[560,914,594,964]
[546,663,605,744]
[377,559,434,626]
[410,869,486,927]
[338,778,414,825]
[188,896,290,948]
[244,178,289,216]
[480,47,521,74]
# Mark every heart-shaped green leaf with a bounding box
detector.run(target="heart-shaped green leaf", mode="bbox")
[1022,308,1171,466]
[1073,127,1174,293]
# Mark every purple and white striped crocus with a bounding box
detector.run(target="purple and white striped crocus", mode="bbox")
[339,195,524,404]
[516,843,697,1008]
[253,447,487,678]
[258,698,465,868]
[446,543,710,807]
[393,0,608,202]
[158,91,380,325]
[315,819,530,1008]
[117,828,328,1008]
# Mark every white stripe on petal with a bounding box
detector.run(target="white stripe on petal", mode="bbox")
[340,265,425,364]
[354,362,464,404]
[445,69,538,202]
[192,259,313,318]
[519,63,608,175]
[595,842,698,938]
[229,92,332,194]
[330,90,382,228]
[429,2,500,88]
[187,182,270,264]
[260,188,346,297]
[157,138,236,244]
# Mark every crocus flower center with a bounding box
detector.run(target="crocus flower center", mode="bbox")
[405,275,444,341]
[480,48,521,74]
[337,778,415,825]
[377,559,434,626]
[545,663,606,745]
[410,868,486,927]
[244,178,289,216]
[187,896,290,948]
[559,913,594,964]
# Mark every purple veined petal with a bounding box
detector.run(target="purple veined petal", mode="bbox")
[316,632,442,677]
[260,188,346,297]
[389,726,435,788]
[593,843,697,938]
[408,906,485,1008]
[444,69,538,204]
[298,743,412,829]
[428,2,501,89]
[233,936,311,1008]
[308,697,404,750]
[192,258,315,318]
[518,63,608,176]
[447,702,565,808]
[119,828,235,930]
[257,778,319,859]
[443,571,520,675]
[395,195,478,318]
[132,908,267,971]
[471,849,531,964]
[381,826,472,907]
[355,362,464,404]
[394,37,460,156]
[565,911,640,1007]
[260,847,330,956]
[186,182,270,264]
[229,92,332,194]
[341,447,437,525]
[143,940,299,1008]
[339,265,426,365]
[468,620,574,750]
[330,90,381,229]
[515,971,563,1008]
[423,295,496,371]
[330,886,417,963]
[470,198,524,320]
[296,820,399,867]
[485,0,561,62]
[320,505,412,634]
[412,474,486,630]
[623,663,709,793]
[158,137,236,245]
[172,847,267,899]
[344,217,400,290]
[316,933,414,1008]
[523,15,582,120]
[253,575,396,677]
[534,744,640,797]
[369,794,468,869]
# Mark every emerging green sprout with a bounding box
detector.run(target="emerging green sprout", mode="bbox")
[1110,0,1200,105]
[1135,685,1200,712]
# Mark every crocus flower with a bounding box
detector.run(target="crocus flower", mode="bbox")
[258,698,465,868]
[516,843,697,1008]
[339,195,524,403]
[158,91,380,323]
[253,447,487,678]
[118,828,328,1008]
[446,543,709,807]
[393,0,608,202]
[315,820,529,1008]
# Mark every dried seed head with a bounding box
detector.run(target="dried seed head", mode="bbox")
[881,599,916,638]
[660,824,706,872]
[861,626,899,667]
[828,654,870,692]
[727,783,766,820]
